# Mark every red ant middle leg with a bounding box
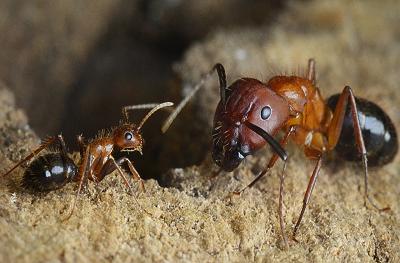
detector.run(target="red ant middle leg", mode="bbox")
[292,84,390,239]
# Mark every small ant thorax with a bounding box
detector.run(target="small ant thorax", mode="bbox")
[1,102,173,220]
[162,59,397,247]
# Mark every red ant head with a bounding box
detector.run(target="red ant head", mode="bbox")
[113,124,144,154]
[212,78,290,171]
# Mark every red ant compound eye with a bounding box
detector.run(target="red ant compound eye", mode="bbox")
[261,106,272,120]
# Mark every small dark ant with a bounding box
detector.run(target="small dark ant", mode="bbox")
[162,59,398,247]
[2,102,173,219]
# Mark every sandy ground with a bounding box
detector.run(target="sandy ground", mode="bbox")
[0,0,399,262]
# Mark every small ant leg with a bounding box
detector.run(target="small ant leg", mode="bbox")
[116,157,145,192]
[109,156,151,216]
[327,86,389,211]
[233,126,295,195]
[97,157,146,192]
[2,135,61,177]
[306,58,316,84]
[279,160,289,249]
[76,134,86,158]
[56,135,68,156]
[56,134,71,181]
[62,146,91,221]
[162,63,227,133]
[293,155,323,239]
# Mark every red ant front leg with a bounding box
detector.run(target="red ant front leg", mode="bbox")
[327,86,389,211]
[292,154,323,240]
[233,126,295,248]
[279,160,289,248]
[233,126,295,195]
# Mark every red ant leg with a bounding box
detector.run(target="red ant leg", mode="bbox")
[233,127,295,247]
[292,155,323,239]
[233,126,296,195]
[327,86,389,211]
[279,160,289,248]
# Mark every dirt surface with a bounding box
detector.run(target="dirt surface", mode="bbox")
[0,0,399,262]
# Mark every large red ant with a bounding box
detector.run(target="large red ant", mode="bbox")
[1,102,173,219]
[162,59,398,247]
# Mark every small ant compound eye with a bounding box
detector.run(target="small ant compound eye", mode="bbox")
[261,106,272,120]
[125,132,133,141]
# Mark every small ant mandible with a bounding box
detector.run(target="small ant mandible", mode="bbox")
[162,59,398,247]
[1,102,173,219]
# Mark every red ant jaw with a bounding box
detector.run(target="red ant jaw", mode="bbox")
[212,149,245,172]
[212,126,248,172]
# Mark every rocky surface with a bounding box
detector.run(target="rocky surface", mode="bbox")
[0,0,399,262]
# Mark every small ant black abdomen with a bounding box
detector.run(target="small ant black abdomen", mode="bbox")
[327,94,398,166]
[22,153,77,192]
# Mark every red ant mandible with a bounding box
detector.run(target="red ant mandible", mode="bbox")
[162,59,397,247]
[2,102,173,220]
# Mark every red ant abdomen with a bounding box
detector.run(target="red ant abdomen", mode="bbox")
[327,94,398,166]
[22,153,77,192]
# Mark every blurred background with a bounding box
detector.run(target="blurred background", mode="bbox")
[0,0,286,178]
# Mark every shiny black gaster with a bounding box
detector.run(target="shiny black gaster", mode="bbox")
[22,153,77,192]
[327,94,398,166]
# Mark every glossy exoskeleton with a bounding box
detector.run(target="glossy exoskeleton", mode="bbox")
[2,102,173,219]
[22,152,77,192]
[327,95,398,166]
[162,59,398,248]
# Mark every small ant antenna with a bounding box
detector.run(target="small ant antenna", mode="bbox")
[122,103,161,123]
[137,102,174,130]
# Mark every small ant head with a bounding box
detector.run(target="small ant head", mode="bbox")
[113,124,143,154]
[117,102,174,154]
[212,78,290,171]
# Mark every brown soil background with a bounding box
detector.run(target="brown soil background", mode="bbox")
[0,0,399,262]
